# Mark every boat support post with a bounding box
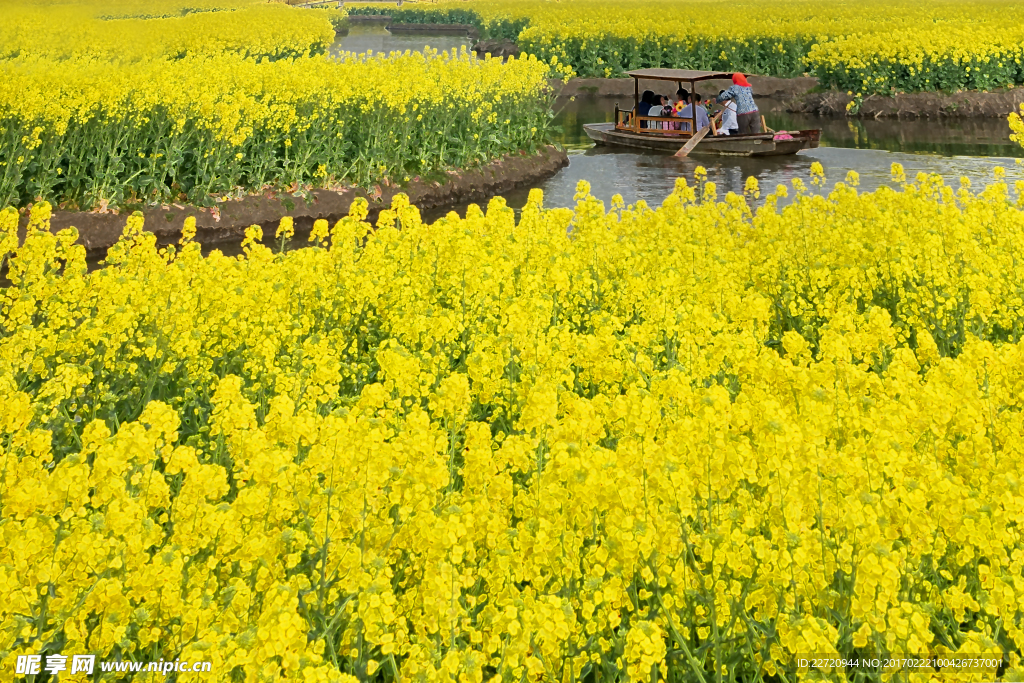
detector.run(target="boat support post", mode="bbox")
[634,77,639,132]
[688,79,696,140]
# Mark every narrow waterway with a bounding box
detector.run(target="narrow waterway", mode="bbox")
[479,97,1024,215]
[331,22,472,57]
[332,28,1024,216]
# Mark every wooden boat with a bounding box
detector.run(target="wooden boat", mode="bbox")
[583,68,820,157]
[584,122,820,156]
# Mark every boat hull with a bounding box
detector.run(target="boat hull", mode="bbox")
[583,123,819,156]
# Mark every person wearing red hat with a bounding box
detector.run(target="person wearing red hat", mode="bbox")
[716,73,761,134]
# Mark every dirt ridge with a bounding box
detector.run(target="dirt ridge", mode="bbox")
[553,76,1024,119]
[18,146,569,256]
[387,23,479,38]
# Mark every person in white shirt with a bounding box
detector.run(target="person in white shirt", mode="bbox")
[646,94,671,129]
[716,90,739,135]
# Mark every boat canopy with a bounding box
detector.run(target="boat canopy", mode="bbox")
[626,69,737,82]
[621,69,756,141]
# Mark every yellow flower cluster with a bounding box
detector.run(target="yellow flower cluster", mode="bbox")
[0,0,552,209]
[808,27,1024,94]
[1009,104,1024,148]
[366,0,1024,90]
[3,164,1024,681]
[0,1,335,63]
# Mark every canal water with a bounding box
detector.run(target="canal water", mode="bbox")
[331,28,1024,215]
[489,98,1024,214]
[331,22,472,57]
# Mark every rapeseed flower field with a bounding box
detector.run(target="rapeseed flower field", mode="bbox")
[354,0,1024,92]
[0,0,555,210]
[0,1,338,62]
[4,1,1024,681]
[3,161,1024,680]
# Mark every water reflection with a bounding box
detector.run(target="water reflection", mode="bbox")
[766,107,1024,159]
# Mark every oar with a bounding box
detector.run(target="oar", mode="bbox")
[674,125,711,157]
[674,109,722,158]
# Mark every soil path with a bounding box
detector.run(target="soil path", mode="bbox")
[19,146,568,256]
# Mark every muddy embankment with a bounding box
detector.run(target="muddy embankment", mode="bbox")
[348,15,482,39]
[18,146,568,257]
[556,76,1024,119]
[388,23,481,39]
[348,17,520,57]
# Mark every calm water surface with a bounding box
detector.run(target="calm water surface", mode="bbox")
[331,24,472,57]
[486,98,1024,214]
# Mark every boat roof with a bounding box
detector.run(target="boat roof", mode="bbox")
[627,69,737,82]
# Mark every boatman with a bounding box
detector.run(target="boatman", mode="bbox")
[716,73,761,134]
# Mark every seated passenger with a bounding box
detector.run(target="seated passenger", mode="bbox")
[716,90,739,135]
[636,90,656,128]
[647,94,671,129]
[670,89,689,131]
[676,91,710,132]
[674,88,689,113]
[658,94,677,129]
